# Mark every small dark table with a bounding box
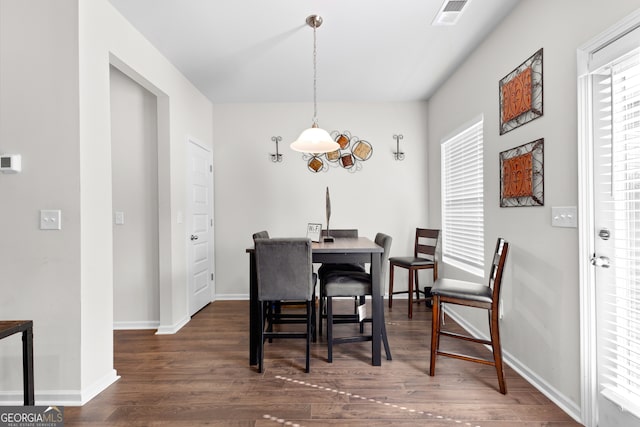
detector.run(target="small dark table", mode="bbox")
[247,237,384,366]
[0,320,34,405]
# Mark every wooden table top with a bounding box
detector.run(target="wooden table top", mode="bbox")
[0,320,33,339]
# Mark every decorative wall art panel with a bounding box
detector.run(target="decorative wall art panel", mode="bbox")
[500,138,544,207]
[303,130,373,173]
[499,48,543,135]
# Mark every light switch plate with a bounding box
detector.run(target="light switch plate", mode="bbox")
[551,206,577,228]
[40,209,61,230]
[114,211,125,225]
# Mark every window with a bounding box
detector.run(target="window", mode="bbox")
[440,117,484,277]
[592,46,640,418]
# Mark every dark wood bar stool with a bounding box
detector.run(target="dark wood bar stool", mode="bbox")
[429,238,509,394]
[388,228,440,318]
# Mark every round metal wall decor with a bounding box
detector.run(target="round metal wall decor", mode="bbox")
[302,130,373,173]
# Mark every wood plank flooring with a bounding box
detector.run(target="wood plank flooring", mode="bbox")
[64,300,581,426]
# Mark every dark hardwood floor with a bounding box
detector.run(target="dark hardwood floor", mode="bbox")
[65,300,581,426]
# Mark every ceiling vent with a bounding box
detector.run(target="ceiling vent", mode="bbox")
[432,0,470,26]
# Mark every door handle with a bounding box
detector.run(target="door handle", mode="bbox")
[598,228,611,240]
[190,235,199,241]
[590,255,610,268]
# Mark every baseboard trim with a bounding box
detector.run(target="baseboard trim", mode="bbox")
[79,369,120,405]
[155,315,190,335]
[113,320,160,330]
[0,369,119,406]
[215,293,248,300]
[444,308,583,424]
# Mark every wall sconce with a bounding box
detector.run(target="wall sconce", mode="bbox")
[270,136,283,162]
[393,134,405,160]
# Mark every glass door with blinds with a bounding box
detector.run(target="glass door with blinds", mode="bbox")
[591,45,640,426]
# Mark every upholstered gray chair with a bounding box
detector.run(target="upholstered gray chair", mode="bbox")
[318,229,363,276]
[317,229,365,336]
[255,237,316,373]
[252,230,270,240]
[429,237,509,394]
[253,230,316,341]
[324,232,393,363]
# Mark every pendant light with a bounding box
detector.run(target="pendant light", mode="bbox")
[290,15,340,154]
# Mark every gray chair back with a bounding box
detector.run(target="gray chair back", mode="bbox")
[322,229,358,238]
[252,230,270,240]
[374,232,393,287]
[255,238,314,302]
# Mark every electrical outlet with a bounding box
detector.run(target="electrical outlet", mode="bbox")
[40,210,61,230]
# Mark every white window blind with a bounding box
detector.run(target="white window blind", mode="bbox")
[441,118,484,277]
[593,47,640,417]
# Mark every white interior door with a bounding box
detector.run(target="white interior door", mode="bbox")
[187,138,214,316]
[590,45,640,427]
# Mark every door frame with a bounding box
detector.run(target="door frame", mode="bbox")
[109,55,175,333]
[186,136,215,315]
[577,10,640,427]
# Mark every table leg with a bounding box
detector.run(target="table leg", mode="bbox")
[371,252,381,366]
[249,252,259,366]
[22,325,34,405]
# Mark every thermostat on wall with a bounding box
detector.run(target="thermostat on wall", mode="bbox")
[0,154,21,173]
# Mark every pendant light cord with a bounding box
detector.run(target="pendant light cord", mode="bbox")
[312,23,318,127]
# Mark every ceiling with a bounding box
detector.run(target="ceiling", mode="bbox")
[108,0,522,104]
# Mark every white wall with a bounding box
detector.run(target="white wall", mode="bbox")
[0,0,213,404]
[212,101,431,299]
[77,0,213,399]
[110,66,160,328]
[0,0,82,402]
[426,0,640,420]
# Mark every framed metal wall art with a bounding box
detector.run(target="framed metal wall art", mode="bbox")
[302,130,373,173]
[499,48,543,135]
[500,138,544,207]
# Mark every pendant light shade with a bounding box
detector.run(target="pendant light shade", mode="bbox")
[291,125,337,153]
[290,15,340,154]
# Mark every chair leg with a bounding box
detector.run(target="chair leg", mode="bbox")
[306,301,312,373]
[359,296,365,334]
[267,302,274,343]
[388,265,395,309]
[311,294,317,343]
[259,302,265,373]
[381,311,392,361]
[318,282,325,337]
[415,269,421,305]
[429,295,440,376]
[408,269,414,319]
[489,309,506,394]
[327,296,334,363]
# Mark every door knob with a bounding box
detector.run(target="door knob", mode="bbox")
[598,228,611,240]
[190,235,199,241]
[590,255,610,268]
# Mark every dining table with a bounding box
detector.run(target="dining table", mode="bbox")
[246,236,384,366]
[0,320,34,405]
